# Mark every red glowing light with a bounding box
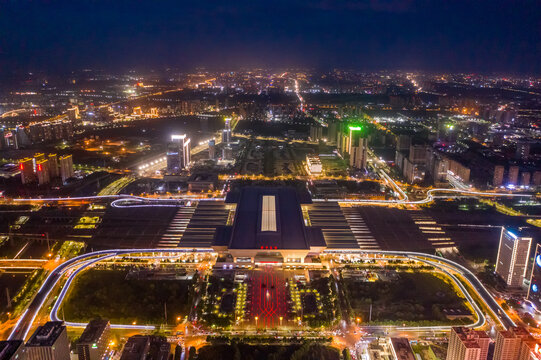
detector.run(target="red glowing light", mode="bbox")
[19,163,23,170]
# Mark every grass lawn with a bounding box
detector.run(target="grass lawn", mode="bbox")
[61,269,195,324]
[343,271,471,326]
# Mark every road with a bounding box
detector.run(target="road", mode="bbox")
[0,259,47,270]
[327,249,516,330]
[8,248,514,341]
[3,185,531,208]
[8,248,212,341]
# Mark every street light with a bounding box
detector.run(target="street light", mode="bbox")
[279,316,283,326]
[255,316,258,327]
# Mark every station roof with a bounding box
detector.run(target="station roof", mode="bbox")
[220,187,323,250]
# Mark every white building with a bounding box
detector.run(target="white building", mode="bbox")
[495,227,532,287]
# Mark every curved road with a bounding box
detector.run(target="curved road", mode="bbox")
[6,187,531,206]
[328,249,515,329]
[9,248,513,341]
[8,248,212,340]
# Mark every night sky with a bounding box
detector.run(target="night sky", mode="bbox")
[1,0,539,74]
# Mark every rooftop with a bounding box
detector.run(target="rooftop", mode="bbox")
[26,321,65,347]
[78,319,110,345]
[224,187,318,250]
[0,341,23,360]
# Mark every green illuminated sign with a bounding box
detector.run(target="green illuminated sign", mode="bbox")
[349,126,362,131]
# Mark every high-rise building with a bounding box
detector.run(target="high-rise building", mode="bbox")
[495,227,532,287]
[446,327,490,360]
[208,139,216,160]
[310,125,323,142]
[67,106,80,122]
[25,321,70,360]
[36,159,51,185]
[222,118,231,144]
[509,165,519,186]
[33,153,45,172]
[167,134,191,173]
[77,319,111,360]
[222,145,233,161]
[348,126,367,169]
[19,157,35,184]
[527,244,541,310]
[494,327,530,360]
[59,155,74,182]
[519,339,541,360]
[0,340,25,360]
[516,141,531,160]
[48,154,59,179]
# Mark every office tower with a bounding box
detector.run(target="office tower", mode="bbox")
[19,157,35,184]
[446,327,490,360]
[77,319,111,360]
[36,159,50,185]
[528,244,541,309]
[494,327,530,360]
[222,117,231,144]
[48,154,58,179]
[59,155,74,182]
[208,139,216,160]
[167,135,191,173]
[0,340,25,360]
[26,321,70,360]
[495,227,532,287]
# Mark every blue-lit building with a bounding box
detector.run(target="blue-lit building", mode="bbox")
[528,243,541,310]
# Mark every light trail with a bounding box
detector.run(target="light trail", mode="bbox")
[326,249,516,330]
[7,247,512,340]
[8,248,213,340]
[320,187,531,205]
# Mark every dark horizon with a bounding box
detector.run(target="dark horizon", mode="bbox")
[1,0,540,75]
